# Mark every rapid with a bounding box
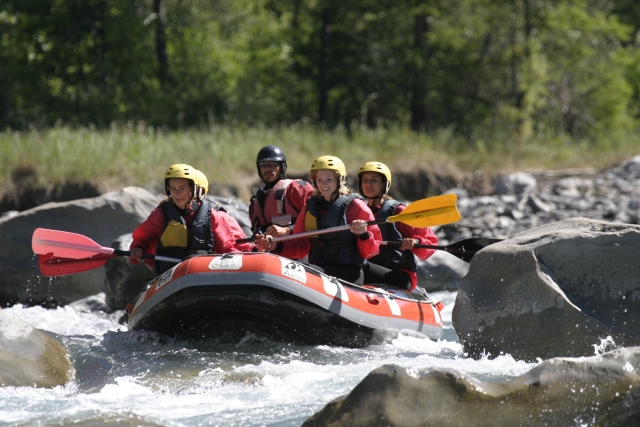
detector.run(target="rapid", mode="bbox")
[0,290,536,427]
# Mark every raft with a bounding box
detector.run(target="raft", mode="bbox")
[126,252,444,347]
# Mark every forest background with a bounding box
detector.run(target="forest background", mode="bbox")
[1,0,640,202]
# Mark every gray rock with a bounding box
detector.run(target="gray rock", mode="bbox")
[417,251,469,292]
[0,311,75,387]
[102,234,156,311]
[302,347,640,427]
[494,172,537,196]
[452,217,640,361]
[597,385,640,427]
[68,292,111,313]
[551,176,593,198]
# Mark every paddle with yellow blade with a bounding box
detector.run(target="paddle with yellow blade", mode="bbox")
[238,193,462,244]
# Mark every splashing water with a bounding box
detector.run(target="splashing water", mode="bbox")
[1,291,535,427]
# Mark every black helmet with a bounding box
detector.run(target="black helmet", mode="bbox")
[256,145,287,181]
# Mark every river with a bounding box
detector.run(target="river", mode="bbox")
[0,291,536,427]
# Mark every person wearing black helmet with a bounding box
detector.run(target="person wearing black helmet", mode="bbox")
[249,145,314,239]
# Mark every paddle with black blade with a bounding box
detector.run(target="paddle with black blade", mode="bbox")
[32,228,181,277]
[238,193,462,244]
[380,238,503,263]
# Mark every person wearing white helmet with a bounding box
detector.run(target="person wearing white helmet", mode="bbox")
[249,145,314,239]
[129,164,253,274]
[255,155,382,286]
[357,161,439,291]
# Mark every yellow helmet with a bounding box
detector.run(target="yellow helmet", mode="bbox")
[358,162,391,186]
[310,155,347,177]
[164,163,197,197]
[194,170,209,201]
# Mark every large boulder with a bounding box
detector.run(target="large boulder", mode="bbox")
[452,217,640,361]
[0,187,158,307]
[0,311,75,387]
[303,347,640,427]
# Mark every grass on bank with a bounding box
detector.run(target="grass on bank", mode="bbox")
[1,124,639,202]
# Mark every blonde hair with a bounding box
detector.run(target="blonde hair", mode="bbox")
[309,169,352,200]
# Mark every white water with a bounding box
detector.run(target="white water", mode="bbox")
[0,291,535,427]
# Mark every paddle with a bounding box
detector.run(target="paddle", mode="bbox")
[38,252,117,277]
[380,238,503,263]
[32,228,181,262]
[238,193,461,243]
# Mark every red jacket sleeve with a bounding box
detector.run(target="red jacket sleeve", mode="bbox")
[278,204,311,259]
[286,180,315,212]
[394,204,438,260]
[346,198,381,260]
[129,206,165,269]
[130,206,165,256]
[211,208,254,254]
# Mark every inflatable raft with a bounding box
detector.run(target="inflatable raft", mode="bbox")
[126,252,444,347]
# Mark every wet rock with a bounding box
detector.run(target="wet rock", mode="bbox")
[0,311,75,387]
[303,347,640,427]
[597,385,640,427]
[68,292,112,314]
[102,234,156,311]
[452,217,640,361]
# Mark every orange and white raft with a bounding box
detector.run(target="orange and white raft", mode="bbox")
[126,252,444,347]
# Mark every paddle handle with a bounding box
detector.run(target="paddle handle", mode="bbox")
[237,218,387,244]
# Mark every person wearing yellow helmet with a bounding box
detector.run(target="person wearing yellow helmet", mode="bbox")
[255,155,382,286]
[249,145,314,240]
[129,164,252,274]
[193,169,209,201]
[357,161,439,291]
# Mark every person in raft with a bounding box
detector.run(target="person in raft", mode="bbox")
[254,155,382,286]
[249,145,314,238]
[357,161,438,291]
[129,164,253,275]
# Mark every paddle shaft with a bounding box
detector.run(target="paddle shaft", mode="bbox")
[237,217,388,244]
[382,241,451,250]
[381,238,503,262]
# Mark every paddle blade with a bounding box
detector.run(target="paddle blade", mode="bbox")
[445,238,502,262]
[32,228,112,258]
[388,205,461,228]
[37,253,114,277]
[402,194,458,214]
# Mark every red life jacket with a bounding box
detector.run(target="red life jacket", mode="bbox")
[250,179,305,234]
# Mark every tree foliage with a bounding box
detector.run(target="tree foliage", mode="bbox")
[1,0,638,140]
